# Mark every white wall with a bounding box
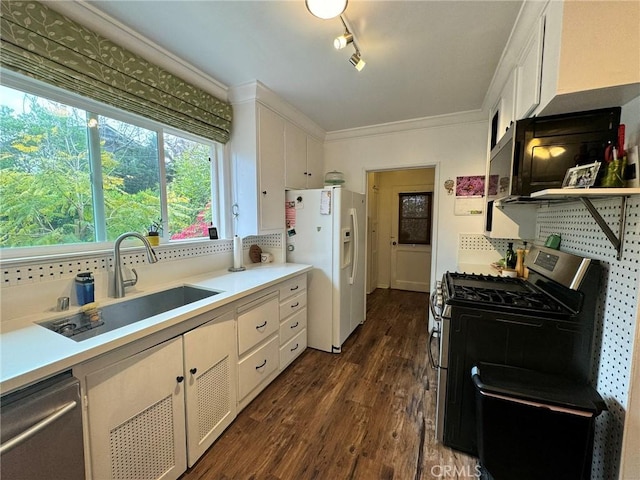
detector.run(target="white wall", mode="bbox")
[324,112,488,284]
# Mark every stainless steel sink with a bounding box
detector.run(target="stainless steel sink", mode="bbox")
[38,286,220,342]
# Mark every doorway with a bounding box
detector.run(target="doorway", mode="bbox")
[366,168,435,293]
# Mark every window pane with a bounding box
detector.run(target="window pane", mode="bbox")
[164,133,212,240]
[0,85,94,247]
[398,192,432,244]
[97,115,161,241]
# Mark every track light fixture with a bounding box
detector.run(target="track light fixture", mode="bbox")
[334,32,353,50]
[349,51,366,71]
[338,15,365,72]
[306,0,347,20]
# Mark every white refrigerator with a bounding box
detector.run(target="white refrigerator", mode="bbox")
[285,187,366,353]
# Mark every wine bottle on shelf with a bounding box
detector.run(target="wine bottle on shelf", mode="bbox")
[505,242,516,269]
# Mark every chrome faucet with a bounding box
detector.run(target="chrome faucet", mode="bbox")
[113,232,158,298]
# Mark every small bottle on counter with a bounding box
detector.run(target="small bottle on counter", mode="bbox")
[505,242,516,269]
[75,272,95,306]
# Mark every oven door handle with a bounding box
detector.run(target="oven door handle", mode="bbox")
[429,290,441,321]
[428,327,440,369]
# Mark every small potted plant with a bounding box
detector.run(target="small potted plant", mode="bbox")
[146,219,162,246]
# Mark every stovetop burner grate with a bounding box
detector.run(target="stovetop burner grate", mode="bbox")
[445,272,569,315]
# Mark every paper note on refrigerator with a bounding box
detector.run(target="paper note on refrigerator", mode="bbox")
[320,190,331,215]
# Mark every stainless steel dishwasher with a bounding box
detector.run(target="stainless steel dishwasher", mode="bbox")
[1,371,85,480]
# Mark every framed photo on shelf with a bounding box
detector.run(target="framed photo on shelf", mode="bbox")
[562,162,601,189]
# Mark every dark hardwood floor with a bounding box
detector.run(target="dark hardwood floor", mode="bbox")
[180,288,477,480]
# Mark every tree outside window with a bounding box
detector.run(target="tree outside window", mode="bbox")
[0,83,219,249]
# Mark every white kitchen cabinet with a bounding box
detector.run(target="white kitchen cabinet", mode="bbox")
[536,1,639,116]
[231,101,285,236]
[236,291,280,408]
[82,311,236,479]
[305,135,324,188]
[278,274,307,370]
[84,337,187,480]
[183,312,236,467]
[285,122,324,189]
[515,16,544,119]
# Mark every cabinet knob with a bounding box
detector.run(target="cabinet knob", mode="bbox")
[262,191,267,195]
[190,368,197,375]
[176,376,184,383]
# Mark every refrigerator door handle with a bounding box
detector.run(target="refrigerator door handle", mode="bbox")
[349,207,358,285]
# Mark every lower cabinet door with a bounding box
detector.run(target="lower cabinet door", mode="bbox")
[238,335,279,400]
[183,313,237,467]
[85,337,187,480]
[280,329,307,370]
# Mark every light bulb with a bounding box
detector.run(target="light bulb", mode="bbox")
[306,0,348,20]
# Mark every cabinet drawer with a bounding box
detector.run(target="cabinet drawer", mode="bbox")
[278,274,306,300]
[280,329,307,370]
[280,308,307,345]
[238,336,279,400]
[279,291,307,321]
[238,296,279,356]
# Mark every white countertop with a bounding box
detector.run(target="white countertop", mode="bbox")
[0,263,311,395]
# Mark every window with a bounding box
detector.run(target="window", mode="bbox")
[398,192,432,245]
[0,79,222,251]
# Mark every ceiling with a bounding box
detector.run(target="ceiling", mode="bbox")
[80,1,523,133]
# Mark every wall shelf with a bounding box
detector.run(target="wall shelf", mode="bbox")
[530,188,640,260]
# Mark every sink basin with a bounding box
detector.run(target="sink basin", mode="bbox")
[38,286,220,342]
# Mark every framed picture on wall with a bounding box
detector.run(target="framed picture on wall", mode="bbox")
[562,162,600,189]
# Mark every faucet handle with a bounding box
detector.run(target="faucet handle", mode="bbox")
[123,268,139,288]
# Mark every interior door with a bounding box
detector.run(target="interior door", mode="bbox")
[390,186,432,292]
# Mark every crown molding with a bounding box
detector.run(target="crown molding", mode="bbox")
[47,0,229,101]
[229,81,326,141]
[325,109,487,142]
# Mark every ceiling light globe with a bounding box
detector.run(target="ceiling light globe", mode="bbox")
[306,0,348,20]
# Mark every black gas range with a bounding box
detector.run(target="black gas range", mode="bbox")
[430,246,601,456]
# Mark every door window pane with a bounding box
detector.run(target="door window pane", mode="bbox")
[398,192,432,244]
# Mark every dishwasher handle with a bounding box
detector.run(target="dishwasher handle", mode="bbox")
[0,400,77,455]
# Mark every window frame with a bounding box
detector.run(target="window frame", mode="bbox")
[0,70,229,260]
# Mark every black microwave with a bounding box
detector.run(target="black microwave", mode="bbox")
[488,107,621,201]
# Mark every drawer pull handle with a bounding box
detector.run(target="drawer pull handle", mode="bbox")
[256,321,267,330]
[291,321,299,329]
[255,359,267,370]
[290,285,299,291]
[291,302,299,308]
[290,343,299,352]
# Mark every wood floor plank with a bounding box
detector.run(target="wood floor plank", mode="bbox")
[180,289,477,480]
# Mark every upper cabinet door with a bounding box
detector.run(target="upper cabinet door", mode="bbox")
[305,135,324,189]
[257,104,285,231]
[284,122,307,190]
[515,16,545,119]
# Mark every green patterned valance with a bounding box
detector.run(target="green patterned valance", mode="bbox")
[1,1,232,143]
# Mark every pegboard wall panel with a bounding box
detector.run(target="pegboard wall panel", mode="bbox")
[459,234,517,254]
[1,234,281,288]
[536,196,640,480]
